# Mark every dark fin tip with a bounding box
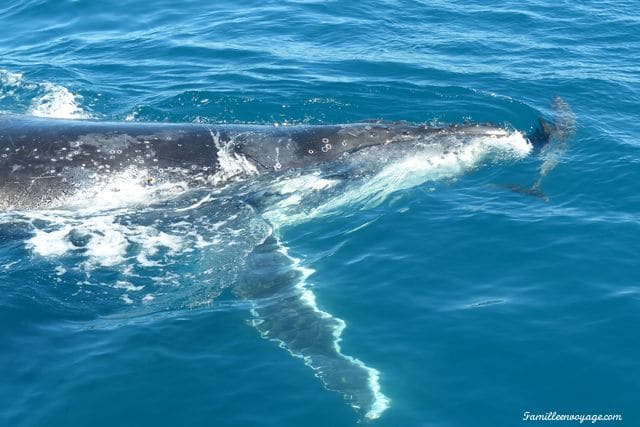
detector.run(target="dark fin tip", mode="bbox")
[528,96,576,148]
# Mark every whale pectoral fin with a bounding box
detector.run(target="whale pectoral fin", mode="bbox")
[234,235,390,420]
[492,183,549,202]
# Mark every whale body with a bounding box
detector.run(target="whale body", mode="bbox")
[0,114,541,209]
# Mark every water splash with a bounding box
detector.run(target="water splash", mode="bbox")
[0,69,89,119]
[29,82,89,120]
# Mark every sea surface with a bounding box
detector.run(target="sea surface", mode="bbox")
[1,1,639,426]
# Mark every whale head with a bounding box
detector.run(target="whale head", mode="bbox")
[234,121,520,174]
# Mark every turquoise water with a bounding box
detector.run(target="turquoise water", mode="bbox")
[1,1,639,426]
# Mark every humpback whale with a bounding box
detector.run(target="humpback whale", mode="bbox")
[0,112,559,419]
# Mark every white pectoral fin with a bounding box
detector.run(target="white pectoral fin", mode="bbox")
[234,235,390,420]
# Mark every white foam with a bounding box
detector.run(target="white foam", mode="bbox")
[27,225,75,257]
[66,167,189,213]
[208,130,259,185]
[82,216,130,267]
[114,281,144,292]
[0,70,24,89]
[124,111,138,121]
[25,210,185,275]
[133,229,184,266]
[29,82,89,119]
[0,69,27,103]
[0,70,90,119]
[175,193,213,212]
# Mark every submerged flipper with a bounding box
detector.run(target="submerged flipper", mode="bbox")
[494,183,549,202]
[234,235,390,420]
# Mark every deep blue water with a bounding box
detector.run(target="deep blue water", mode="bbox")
[1,1,639,426]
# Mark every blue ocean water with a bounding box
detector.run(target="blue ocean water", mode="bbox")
[1,1,639,426]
